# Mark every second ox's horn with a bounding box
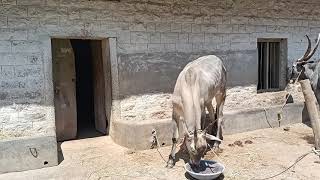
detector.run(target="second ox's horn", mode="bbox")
[304,33,320,62]
[298,34,312,62]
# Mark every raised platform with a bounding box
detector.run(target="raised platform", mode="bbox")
[111,103,307,150]
[0,136,58,174]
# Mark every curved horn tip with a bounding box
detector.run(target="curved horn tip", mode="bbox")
[205,134,222,142]
[304,33,320,61]
[297,34,312,62]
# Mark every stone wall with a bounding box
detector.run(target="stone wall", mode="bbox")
[0,0,320,136]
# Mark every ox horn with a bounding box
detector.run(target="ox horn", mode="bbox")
[297,35,312,62]
[203,121,222,142]
[305,33,320,61]
[300,33,320,62]
[205,134,222,142]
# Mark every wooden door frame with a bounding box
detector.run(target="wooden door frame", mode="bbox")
[42,36,119,138]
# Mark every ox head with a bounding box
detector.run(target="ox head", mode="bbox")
[184,129,221,166]
[291,33,320,82]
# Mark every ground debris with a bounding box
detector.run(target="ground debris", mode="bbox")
[284,127,290,131]
[233,140,244,147]
[125,149,136,155]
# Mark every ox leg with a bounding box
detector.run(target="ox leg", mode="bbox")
[167,112,180,168]
[214,92,226,149]
[205,102,216,136]
[206,102,215,126]
[201,105,206,130]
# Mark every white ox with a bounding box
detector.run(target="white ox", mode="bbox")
[167,55,227,168]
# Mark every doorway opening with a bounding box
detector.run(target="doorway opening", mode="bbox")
[52,38,111,141]
[71,40,101,138]
[257,38,287,93]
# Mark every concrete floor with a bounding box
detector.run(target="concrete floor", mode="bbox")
[1,123,320,180]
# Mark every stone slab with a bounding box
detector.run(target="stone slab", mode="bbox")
[0,136,58,174]
[111,103,306,150]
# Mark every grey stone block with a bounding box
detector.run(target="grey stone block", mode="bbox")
[218,24,233,33]
[0,66,14,78]
[0,41,11,53]
[101,21,129,31]
[117,31,131,44]
[0,5,27,16]
[8,17,39,28]
[181,24,192,32]
[178,33,188,43]
[204,34,223,44]
[14,65,42,78]
[28,6,68,18]
[0,136,58,174]
[191,24,201,33]
[148,43,165,52]
[189,33,204,43]
[11,41,40,53]
[17,0,44,5]
[2,0,16,5]
[171,23,182,32]
[229,33,250,43]
[156,23,171,32]
[0,29,28,41]
[150,32,161,43]
[231,16,249,25]
[176,43,193,52]
[201,24,218,33]
[97,9,113,21]
[0,17,7,27]
[160,32,179,43]
[146,23,156,32]
[80,8,98,20]
[131,32,150,43]
[129,22,147,32]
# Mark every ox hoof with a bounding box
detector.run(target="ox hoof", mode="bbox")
[166,159,175,168]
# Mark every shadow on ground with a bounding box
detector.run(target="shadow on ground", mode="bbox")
[76,126,105,140]
[301,135,315,144]
[57,142,64,165]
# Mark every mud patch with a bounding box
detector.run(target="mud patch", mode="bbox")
[245,140,253,144]
[233,140,244,147]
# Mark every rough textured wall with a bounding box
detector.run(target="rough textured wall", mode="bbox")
[0,0,319,134]
[115,0,320,97]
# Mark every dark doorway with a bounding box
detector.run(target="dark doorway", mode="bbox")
[71,40,100,138]
[257,41,280,90]
[52,38,109,141]
[257,38,287,93]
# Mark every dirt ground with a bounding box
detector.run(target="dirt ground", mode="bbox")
[1,123,319,180]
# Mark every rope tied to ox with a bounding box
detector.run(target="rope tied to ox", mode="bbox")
[276,70,303,127]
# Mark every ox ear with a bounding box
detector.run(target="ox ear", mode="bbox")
[205,134,222,142]
[307,60,315,64]
[297,61,307,65]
